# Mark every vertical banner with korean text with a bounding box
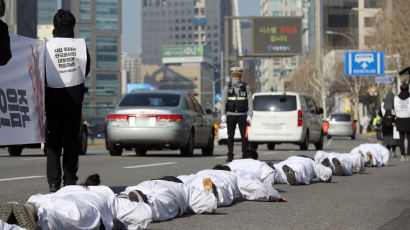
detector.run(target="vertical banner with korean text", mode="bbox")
[0,34,45,145]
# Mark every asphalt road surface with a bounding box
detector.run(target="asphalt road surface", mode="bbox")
[1,136,409,230]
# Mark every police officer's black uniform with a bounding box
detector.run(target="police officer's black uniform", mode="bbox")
[221,68,253,162]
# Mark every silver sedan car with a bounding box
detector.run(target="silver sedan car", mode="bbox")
[105,90,214,156]
[327,113,356,140]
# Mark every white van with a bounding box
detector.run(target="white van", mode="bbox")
[248,92,324,150]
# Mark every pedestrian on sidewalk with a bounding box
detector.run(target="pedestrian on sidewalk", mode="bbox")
[394,83,410,162]
[0,0,12,66]
[380,91,398,157]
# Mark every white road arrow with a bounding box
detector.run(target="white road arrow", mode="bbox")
[361,62,368,69]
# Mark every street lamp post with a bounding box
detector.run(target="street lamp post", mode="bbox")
[325,31,356,49]
[326,31,361,134]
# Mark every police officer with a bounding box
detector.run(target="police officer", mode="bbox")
[46,9,90,192]
[221,67,253,162]
[0,0,12,66]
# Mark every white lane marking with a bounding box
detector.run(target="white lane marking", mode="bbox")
[0,175,45,182]
[21,158,46,161]
[325,139,333,148]
[123,162,177,169]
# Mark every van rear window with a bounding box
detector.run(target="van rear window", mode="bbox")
[253,95,297,111]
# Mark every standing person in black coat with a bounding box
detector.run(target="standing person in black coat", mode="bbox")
[0,0,12,66]
[46,9,91,192]
[394,84,410,162]
[380,91,398,157]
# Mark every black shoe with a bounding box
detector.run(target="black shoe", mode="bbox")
[226,154,234,162]
[332,158,344,176]
[321,158,330,168]
[282,165,297,185]
[48,183,60,193]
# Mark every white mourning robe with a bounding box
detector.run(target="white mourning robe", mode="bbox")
[178,169,241,207]
[123,180,217,222]
[28,185,153,230]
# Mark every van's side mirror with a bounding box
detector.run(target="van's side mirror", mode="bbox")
[318,108,324,114]
[205,109,212,115]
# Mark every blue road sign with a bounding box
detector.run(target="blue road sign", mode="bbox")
[345,51,384,76]
[375,77,394,83]
[215,93,222,103]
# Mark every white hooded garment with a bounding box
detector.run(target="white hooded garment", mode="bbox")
[227,159,276,186]
[350,143,390,167]
[123,180,217,222]
[315,151,355,176]
[0,220,26,230]
[178,169,241,207]
[235,170,281,201]
[274,156,332,185]
[28,185,153,230]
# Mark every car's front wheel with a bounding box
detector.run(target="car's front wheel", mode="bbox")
[107,141,123,156]
[8,146,23,156]
[79,126,88,155]
[250,142,258,150]
[202,131,214,156]
[180,132,194,156]
[135,148,148,156]
[267,143,275,150]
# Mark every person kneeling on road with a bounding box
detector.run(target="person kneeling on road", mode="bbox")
[119,176,217,222]
[273,155,333,185]
[0,174,153,230]
[221,67,253,162]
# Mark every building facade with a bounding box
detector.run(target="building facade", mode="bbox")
[4,0,38,38]
[63,0,122,122]
[260,0,310,92]
[141,0,229,67]
[121,52,141,84]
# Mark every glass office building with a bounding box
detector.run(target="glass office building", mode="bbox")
[63,0,122,122]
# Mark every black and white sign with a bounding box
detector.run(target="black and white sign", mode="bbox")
[45,38,87,88]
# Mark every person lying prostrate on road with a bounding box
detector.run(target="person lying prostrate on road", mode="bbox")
[0,174,153,230]
[211,165,284,202]
[350,143,390,167]
[227,149,276,186]
[315,151,355,176]
[121,177,217,222]
[177,166,241,207]
[0,220,25,230]
[273,155,332,185]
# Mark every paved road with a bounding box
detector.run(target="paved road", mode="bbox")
[1,136,409,230]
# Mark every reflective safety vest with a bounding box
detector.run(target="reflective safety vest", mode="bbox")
[226,83,248,113]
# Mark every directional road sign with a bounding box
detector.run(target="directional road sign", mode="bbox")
[375,77,394,83]
[215,93,222,103]
[345,51,384,76]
